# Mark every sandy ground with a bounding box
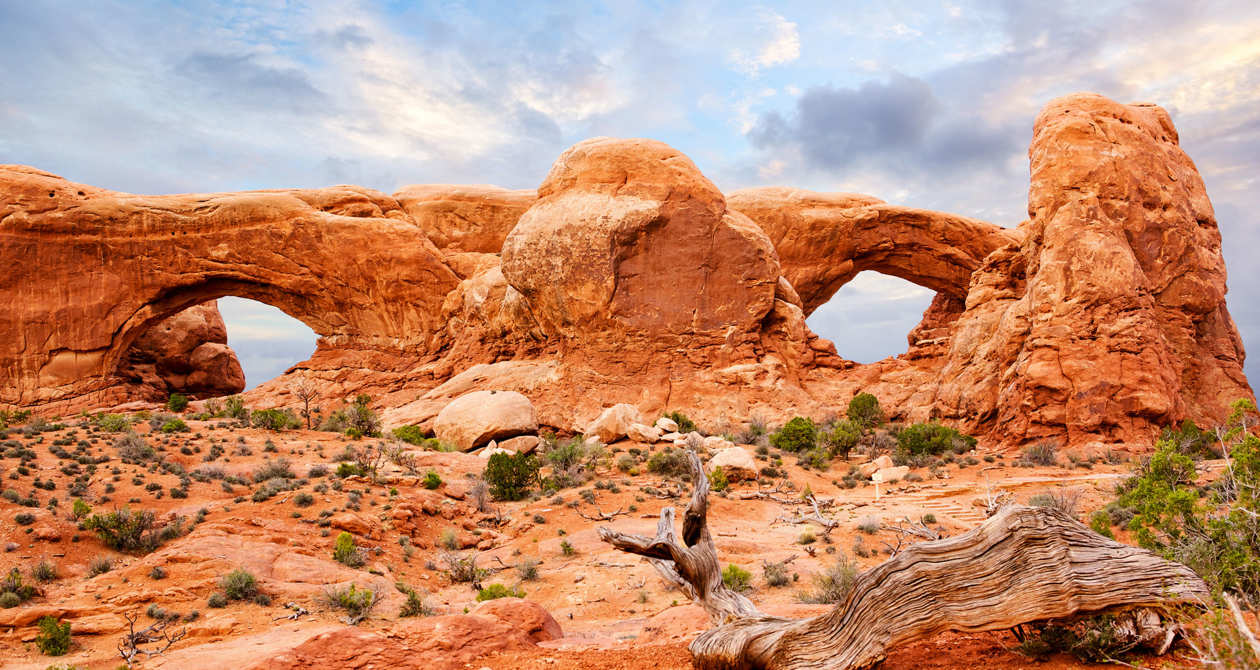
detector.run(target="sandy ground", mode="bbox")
[0,412,1209,668]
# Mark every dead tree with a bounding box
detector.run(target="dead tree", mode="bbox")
[598,450,1209,670]
[291,380,319,429]
[117,611,187,664]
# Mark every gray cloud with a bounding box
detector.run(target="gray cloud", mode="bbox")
[175,52,329,113]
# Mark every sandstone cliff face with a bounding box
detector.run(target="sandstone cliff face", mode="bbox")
[119,301,245,399]
[0,93,1251,449]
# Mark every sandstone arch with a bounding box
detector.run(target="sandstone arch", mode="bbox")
[0,165,459,409]
[727,187,1020,315]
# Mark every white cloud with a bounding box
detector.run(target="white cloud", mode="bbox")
[728,9,801,75]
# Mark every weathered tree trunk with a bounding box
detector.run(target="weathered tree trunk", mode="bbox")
[599,451,1209,670]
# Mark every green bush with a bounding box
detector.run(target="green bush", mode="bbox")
[95,413,132,432]
[1020,441,1059,466]
[1160,419,1219,459]
[397,583,434,617]
[251,408,299,431]
[71,498,91,521]
[35,616,71,656]
[475,583,525,601]
[484,451,540,501]
[721,563,751,592]
[664,411,696,434]
[333,531,364,568]
[422,471,442,490]
[166,393,189,413]
[894,422,976,458]
[707,467,729,492]
[83,507,173,553]
[1,567,36,605]
[207,592,228,608]
[223,395,249,420]
[846,393,884,429]
[820,419,863,460]
[159,418,189,434]
[391,425,427,445]
[252,458,295,482]
[335,462,364,478]
[770,417,817,453]
[15,512,35,525]
[115,432,154,462]
[1089,511,1114,539]
[220,569,258,601]
[324,583,379,623]
[0,592,20,608]
[645,447,688,477]
[799,554,858,604]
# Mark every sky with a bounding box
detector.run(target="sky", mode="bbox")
[2,0,1257,390]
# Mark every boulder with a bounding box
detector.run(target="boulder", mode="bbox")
[859,455,896,478]
[433,390,538,451]
[585,403,642,443]
[655,417,679,433]
[703,435,734,451]
[471,597,563,642]
[873,466,910,484]
[498,435,541,454]
[709,447,758,481]
[627,423,663,443]
[120,302,246,400]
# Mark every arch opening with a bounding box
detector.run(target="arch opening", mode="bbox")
[217,297,318,390]
[805,272,938,364]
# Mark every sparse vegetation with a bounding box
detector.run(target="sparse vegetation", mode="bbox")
[35,616,71,656]
[166,393,189,413]
[251,408,300,431]
[323,583,380,624]
[770,417,817,453]
[722,563,752,592]
[476,583,525,601]
[483,451,539,501]
[798,554,858,604]
[332,531,365,568]
[83,507,183,553]
[219,569,259,601]
[422,471,442,489]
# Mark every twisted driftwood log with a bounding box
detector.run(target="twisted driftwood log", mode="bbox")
[598,451,1209,670]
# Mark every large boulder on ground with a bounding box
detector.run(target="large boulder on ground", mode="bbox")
[433,390,538,451]
[627,422,663,443]
[709,446,758,481]
[585,403,642,443]
[120,301,246,399]
[471,597,563,642]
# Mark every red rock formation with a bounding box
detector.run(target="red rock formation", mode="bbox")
[119,301,245,399]
[0,94,1251,450]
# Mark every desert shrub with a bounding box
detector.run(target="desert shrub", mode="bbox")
[95,413,132,432]
[15,511,35,525]
[159,418,189,434]
[661,411,694,433]
[484,451,540,501]
[856,516,880,534]
[819,419,863,460]
[736,417,769,447]
[251,408,299,431]
[707,467,729,492]
[333,531,365,568]
[115,432,154,462]
[894,422,975,459]
[32,560,58,583]
[71,498,91,521]
[1161,418,1219,459]
[207,592,228,608]
[560,540,576,556]
[252,458,295,482]
[796,447,830,471]
[846,393,884,429]
[88,556,112,576]
[166,393,189,413]
[770,417,816,453]
[220,569,259,601]
[721,563,752,592]
[476,583,525,601]
[397,583,434,617]
[1028,488,1081,517]
[516,558,540,582]
[1115,399,1260,604]
[83,507,176,553]
[1020,441,1059,466]
[441,550,485,583]
[1089,511,1114,539]
[335,462,364,478]
[221,395,249,420]
[324,583,380,623]
[1,567,37,605]
[149,566,167,580]
[35,616,71,656]
[763,561,791,587]
[646,446,689,477]
[391,424,427,445]
[799,554,858,604]
[294,492,314,508]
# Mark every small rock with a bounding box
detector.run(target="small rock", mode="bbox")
[627,423,663,443]
[655,417,679,433]
[499,435,541,454]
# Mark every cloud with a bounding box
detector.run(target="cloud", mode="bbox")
[728,9,800,75]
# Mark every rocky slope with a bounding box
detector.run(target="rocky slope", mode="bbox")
[0,93,1251,449]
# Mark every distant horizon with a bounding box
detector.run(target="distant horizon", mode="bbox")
[5,1,1256,390]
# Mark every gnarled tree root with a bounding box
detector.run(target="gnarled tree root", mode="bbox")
[599,451,1209,670]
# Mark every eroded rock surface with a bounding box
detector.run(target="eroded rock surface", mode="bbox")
[1,93,1252,449]
[119,301,246,400]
